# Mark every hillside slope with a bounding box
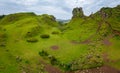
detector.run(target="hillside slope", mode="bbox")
[0,5,120,73]
[66,5,120,71]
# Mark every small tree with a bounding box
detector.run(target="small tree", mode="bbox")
[40,34,50,39]
[49,56,59,65]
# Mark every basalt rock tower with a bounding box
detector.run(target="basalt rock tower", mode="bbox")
[72,7,84,18]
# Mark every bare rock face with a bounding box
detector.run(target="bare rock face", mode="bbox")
[98,7,112,19]
[72,7,84,18]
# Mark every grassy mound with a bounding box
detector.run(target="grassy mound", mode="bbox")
[0,12,36,25]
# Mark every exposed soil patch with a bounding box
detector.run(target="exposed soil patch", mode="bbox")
[102,39,112,46]
[80,39,91,44]
[39,59,62,73]
[44,63,62,73]
[75,65,120,73]
[102,34,113,46]
[50,45,59,50]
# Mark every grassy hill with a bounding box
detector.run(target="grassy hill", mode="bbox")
[0,5,120,73]
[66,5,120,71]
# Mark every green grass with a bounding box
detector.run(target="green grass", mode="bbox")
[103,36,120,69]
[0,5,120,72]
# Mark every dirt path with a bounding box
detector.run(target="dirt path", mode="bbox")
[75,65,120,73]
[39,59,62,73]
[40,58,120,73]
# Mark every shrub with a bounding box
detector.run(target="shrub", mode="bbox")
[25,60,30,64]
[40,34,50,39]
[115,35,120,40]
[39,50,49,57]
[26,38,38,43]
[39,50,59,65]
[62,63,72,71]
[52,31,59,35]
[49,55,59,65]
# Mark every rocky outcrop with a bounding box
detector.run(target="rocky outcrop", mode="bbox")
[98,7,112,19]
[72,7,84,18]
